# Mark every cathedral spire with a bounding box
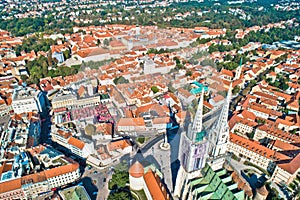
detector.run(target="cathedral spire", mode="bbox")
[210,83,232,157]
[190,87,204,142]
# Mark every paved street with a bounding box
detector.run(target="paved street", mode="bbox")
[81,105,225,199]
[230,159,262,175]
[81,166,112,200]
[141,137,174,193]
[230,159,287,199]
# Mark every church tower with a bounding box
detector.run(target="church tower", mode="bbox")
[174,89,209,198]
[175,84,233,199]
[207,83,232,170]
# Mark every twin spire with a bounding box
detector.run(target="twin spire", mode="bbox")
[190,87,204,142]
[214,82,232,135]
[189,83,232,145]
[210,83,232,158]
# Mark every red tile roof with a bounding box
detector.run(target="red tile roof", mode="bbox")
[273,140,300,151]
[108,140,131,151]
[129,161,144,178]
[203,101,214,109]
[0,178,22,194]
[229,133,290,161]
[68,137,85,150]
[257,123,300,143]
[221,69,234,77]
[118,118,145,127]
[278,153,300,174]
[229,115,257,130]
[239,110,256,121]
[77,47,109,58]
[44,163,79,179]
[248,102,282,117]
[144,169,170,200]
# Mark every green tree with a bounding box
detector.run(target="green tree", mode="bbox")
[103,38,109,47]
[173,57,180,65]
[108,161,129,190]
[232,85,240,95]
[218,44,226,52]
[20,75,28,82]
[201,59,215,68]
[224,54,232,61]
[208,44,218,53]
[217,90,227,98]
[151,86,159,93]
[47,51,54,66]
[185,70,192,76]
[113,76,129,85]
[62,49,71,60]
[107,191,131,200]
[85,124,96,135]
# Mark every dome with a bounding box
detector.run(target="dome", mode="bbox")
[129,161,144,178]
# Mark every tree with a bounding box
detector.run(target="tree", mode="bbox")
[20,75,28,82]
[218,44,226,52]
[247,131,255,139]
[108,161,129,190]
[217,90,227,98]
[113,76,129,85]
[224,54,232,61]
[232,85,240,95]
[265,182,284,200]
[85,124,96,135]
[103,38,109,46]
[47,51,54,66]
[200,58,215,67]
[62,49,71,60]
[107,191,131,200]
[151,86,159,93]
[173,57,180,65]
[208,44,218,54]
[185,70,192,76]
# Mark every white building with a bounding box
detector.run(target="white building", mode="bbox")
[177,88,195,106]
[12,86,46,114]
[67,137,95,158]
[129,161,170,200]
[117,118,146,133]
[0,145,81,199]
[228,133,290,172]
[271,154,300,184]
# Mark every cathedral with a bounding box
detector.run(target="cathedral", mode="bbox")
[174,84,232,199]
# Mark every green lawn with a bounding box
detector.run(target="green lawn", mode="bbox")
[243,161,269,176]
[132,189,147,200]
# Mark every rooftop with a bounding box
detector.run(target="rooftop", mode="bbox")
[229,133,290,161]
[59,185,91,200]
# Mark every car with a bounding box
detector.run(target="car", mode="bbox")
[93,171,98,174]
[103,178,106,182]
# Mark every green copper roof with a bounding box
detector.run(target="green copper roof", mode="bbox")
[234,190,245,200]
[195,130,206,142]
[188,164,244,200]
[190,81,209,95]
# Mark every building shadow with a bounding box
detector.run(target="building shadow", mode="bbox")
[81,177,99,200]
